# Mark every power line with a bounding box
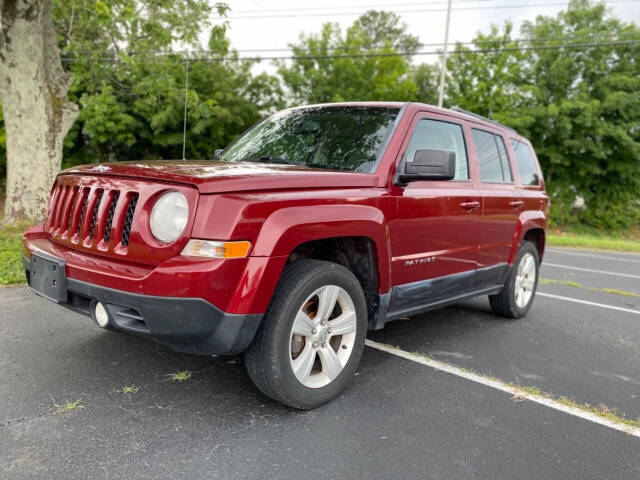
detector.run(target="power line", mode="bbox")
[59,39,640,63]
[222,0,637,19]
[231,0,486,14]
[235,33,640,52]
[64,33,640,57]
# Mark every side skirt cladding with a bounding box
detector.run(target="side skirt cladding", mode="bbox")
[369,263,510,330]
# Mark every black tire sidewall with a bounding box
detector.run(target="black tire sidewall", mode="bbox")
[272,262,368,408]
[506,242,540,317]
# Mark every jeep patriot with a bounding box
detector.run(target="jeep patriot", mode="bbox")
[22,102,549,408]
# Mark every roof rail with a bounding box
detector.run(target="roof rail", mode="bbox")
[449,106,517,133]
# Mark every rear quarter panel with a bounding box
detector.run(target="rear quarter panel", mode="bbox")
[505,136,550,264]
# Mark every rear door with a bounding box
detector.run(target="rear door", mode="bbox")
[470,128,521,285]
[388,112,482,298]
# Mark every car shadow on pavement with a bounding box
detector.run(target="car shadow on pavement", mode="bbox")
[21,318,398,422]
[368,297,528,356]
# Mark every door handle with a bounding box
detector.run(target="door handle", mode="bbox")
[509,200,524,209]
[459,201,480,211]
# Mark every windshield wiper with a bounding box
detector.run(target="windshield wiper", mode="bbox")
[244,156,306,166]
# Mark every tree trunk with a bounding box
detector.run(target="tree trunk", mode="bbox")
[0,0,78,222]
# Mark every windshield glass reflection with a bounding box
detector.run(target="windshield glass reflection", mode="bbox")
[221,106,400,173]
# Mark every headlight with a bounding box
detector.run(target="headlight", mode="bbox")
[150,191,189,243]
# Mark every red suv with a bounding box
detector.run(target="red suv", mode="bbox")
[23,102,548,408]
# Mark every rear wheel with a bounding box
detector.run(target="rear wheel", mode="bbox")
[244,260,367,409]
[489,241,539,318]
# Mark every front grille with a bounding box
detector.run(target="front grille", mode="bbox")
[88,190,104,239]
[76,190,89,236]
[65,188,79,233]
[103,192,120,244]
[48,182,139,252]
[121,195,138,247]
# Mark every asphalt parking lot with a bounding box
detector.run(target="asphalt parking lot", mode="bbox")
[1,247,639,479]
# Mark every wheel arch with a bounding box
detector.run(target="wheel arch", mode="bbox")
[253,204,390,287]
[509,210,547,264]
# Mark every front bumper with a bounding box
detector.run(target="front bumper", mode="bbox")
[23,255,262,355]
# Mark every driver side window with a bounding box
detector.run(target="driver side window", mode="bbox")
[405,119,469,180]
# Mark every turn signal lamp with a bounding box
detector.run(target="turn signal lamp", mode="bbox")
[182,239,251,258]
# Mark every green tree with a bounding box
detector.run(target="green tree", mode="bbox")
[446,22,527,117]
[57,5,282,164]
[0,0,217,221]
[446,0,640,229]
[278,11,421,104]
[411,63,440,106]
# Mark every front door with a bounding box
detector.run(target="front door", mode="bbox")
[387,113,482,309]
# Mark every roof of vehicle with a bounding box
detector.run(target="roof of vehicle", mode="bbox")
[287,101,406,110]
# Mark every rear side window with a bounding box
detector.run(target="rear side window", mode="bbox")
[472,129,513,183]
[511,140,540,186]
[405,119,469,180]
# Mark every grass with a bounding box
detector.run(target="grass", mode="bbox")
[539,278,638,297]
[52,399,84,413]
[0,220,31,285]
[167,370,192,382]
[118,385,140,394]
[548,227,640,253]
[402,348,640,430]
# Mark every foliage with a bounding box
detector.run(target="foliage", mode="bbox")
[447,0,640,230]
[0,1,637,231]
[411,63,440,106]
[51,0,283,165]
[0,221,31,285]
[548,229,640,253]
[278,11,422,104]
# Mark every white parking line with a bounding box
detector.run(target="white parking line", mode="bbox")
[365,339,640,438]
[537,292,640,315]
[543,263,640,280]
[547,249,640,265]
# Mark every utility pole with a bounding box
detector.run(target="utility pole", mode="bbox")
[437,0,453,108]
[182,60,189,161]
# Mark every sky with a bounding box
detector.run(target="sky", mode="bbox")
[209,0,640,72]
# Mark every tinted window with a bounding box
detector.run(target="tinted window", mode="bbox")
[511,139,540,186]
[221,107,399,173]
[472,129,513,183]
[405,119,469,180]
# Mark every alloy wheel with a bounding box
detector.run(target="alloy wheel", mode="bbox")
[289,285,358,388]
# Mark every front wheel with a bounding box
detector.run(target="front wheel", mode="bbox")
[489,241,539,318]
[244,260,367,409]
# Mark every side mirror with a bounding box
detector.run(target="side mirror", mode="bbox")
[214,148,223,160]
[397,149,455,184]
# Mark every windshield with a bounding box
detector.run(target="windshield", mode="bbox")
[221,106,400,173]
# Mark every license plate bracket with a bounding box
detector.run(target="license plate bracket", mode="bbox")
[30,253,67,303]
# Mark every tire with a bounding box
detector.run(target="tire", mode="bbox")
[244,259,368,409]
[489,241,539,318]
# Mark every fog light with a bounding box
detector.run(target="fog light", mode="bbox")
[94,302,110,328]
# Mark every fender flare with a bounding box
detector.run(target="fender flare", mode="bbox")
[252,204,392,293]
[508,210,547,264]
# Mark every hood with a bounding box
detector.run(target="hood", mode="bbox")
[62,160,378,194]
